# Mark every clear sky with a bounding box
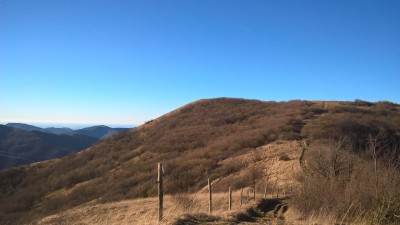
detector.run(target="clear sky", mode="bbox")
[1,0,399,126]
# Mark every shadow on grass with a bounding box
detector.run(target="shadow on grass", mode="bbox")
[233,197,289,223]
[258,197,289,213]
[173,213,221,225]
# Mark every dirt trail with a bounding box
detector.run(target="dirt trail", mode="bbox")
[173,197,290,225]
[234,197,289,225]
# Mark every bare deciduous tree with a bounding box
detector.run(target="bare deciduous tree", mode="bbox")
[307,137,356,181]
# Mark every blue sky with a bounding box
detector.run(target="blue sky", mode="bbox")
[1,0,399,126]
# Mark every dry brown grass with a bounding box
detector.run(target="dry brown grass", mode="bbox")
[7,140,400,225]
[1,98,399,224]
[291,137,400,224]
[36,192,259,225]
[211,141,301,192]
[33,141,301,225]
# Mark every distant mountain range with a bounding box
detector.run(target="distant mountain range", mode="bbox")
[0,123,132,170]
[5,123,130,139]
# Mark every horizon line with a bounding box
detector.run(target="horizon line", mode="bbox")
[0,121,137,129]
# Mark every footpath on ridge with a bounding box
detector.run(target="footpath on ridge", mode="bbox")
[173,197,290,225]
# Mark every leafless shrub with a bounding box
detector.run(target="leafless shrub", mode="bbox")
[292,135,400,224]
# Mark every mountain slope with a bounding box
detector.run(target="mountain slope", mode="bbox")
[73,125,130,139]
[0,125,99,170]
[43,127,74,135]
[35,142,300,225]
[6,123,46,132]
[0,98,399,224]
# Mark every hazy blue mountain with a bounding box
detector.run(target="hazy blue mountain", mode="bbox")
[44,127,74,135]
[0,125,98,170]
[5,123,45,132]
[4,123,131,139]
[73,125,130,139]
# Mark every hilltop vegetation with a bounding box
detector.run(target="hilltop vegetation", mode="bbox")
[0,98,399,224]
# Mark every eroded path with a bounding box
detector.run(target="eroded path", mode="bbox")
[234,197,289,225]
[173,197,290,225]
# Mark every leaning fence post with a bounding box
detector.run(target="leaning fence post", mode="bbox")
[158,163,163,221]
[228,187,232,210]
[208,178,212,213]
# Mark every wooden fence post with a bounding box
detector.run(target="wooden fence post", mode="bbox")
[228,187,232,210]
[158,163,163,221]
[208,179,212,213]
[276,186,279,198]
[264,184,267,198]
[253,185,256,201]
[240,188,243,206]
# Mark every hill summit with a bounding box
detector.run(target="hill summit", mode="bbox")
[0,98,399,224]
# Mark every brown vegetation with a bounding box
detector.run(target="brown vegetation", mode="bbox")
[0,98,399,224]
[292,134,400,224]
[35,192,265,225]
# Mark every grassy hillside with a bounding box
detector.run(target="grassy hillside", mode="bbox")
[0,98,399,224]
[34,141,301,224]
